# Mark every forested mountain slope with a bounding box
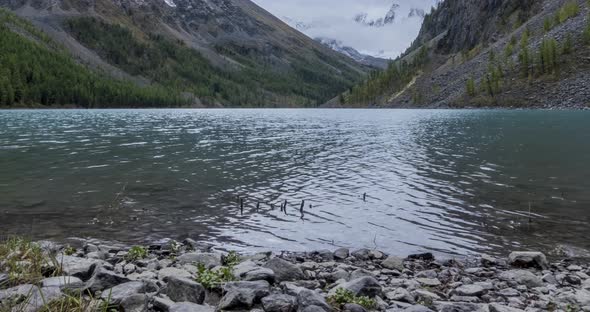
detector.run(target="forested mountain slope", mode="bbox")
[0,0,367,108]
[339,0,590,108]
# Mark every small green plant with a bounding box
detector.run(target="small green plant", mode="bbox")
[63,245,76,256]
[584,19,590,45]
[195,263,236,289]
[327,288,376,310]
[125,246,147,261]
[223,251,241,266]
[466,77,477,97]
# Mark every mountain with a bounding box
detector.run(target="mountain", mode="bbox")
[0,0,367,108]
[340,0,590,109]
[354,3,399,27]
[316,38,390,69]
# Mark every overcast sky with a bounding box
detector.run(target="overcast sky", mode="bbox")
[252,0,438,58]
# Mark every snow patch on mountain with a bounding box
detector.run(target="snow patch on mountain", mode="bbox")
[316,37,389,68]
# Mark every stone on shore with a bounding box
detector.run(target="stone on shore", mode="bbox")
[233,260,275,283]
[57,255,103,280]
[169,302,215,312]
[333,248,350,260]
[263,258,305,282]
[166,276,206,304]
[41,276,84,290]
[86,267,131,293]
[177,252,222,269]
[498,270,543,288]
[219,280,270,310]
[452,284,486,297]
[508,252,548,270]
[262,294,297,312]
[100,280,157,304]
[330,276,382,297]
[297,289,332,312]
[381,256,405,271]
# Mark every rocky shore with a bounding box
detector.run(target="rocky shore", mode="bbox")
[1,238,590,312]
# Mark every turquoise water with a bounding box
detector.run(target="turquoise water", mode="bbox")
[1,109,589,256]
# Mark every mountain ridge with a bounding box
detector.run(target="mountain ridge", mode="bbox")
[0,0,368,107]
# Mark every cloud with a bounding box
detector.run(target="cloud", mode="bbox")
[252,0,438,58]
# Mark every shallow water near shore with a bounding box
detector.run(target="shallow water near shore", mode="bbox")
[1,109,589,257]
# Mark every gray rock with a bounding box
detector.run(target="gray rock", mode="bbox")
[489,303,525,312]
[404,305,433,312]
[41,276,84,290]
[334,248,350,260]
[86,267,131,293]
[233,260,275,283]
[498,270,543,288]
[542,273,558,285]
[480,254,499,267]
[166,276,206,304]
[576,289,590,306]
[169,302,215,312]
[498,288,520,297]
[177,252,222,269]
[10,286,62,312]
[351,248,371,260]
[381,256,404,271]
[281,282,307,296]
[416,278,441,287]
[153,296,176,311]
[301,305,329,312]
[412,289,441,302]
[57,255,102,281]
[330,276,382,298]
[262,294,297,312]
[263,258,305,282]
[100,281,155,304]
[120,294,149,312]
[434,302,486,312]
[386,288,415,303]
[369,250,384,260]
[297,289,331,312]
[407,253,434,261]
[326,269,350,283]
[158,267,193,281]
[349,269,375,280]
[219,281,270,310]
[507,252,548,270]
[452,284,486,297]
[343,303,367,312]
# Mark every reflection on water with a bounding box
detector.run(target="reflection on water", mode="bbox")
[1,109,589,256]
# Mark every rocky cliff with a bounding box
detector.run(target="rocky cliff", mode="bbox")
[341,0,590,109]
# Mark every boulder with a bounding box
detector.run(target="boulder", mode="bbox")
[120,294,149,312]
[85,267,131,293]
[343,303,367,312]
[452,284,486,297]
[351,249,371,260]
[386,288,415,304]
[41,276,84,290]
[233,260,275,283]
[219,281,270,310]
[329,276,382,298]
[333,248,350,260]
[416,278,441,287]
[407,253,435,261]
[297,289,331,312]
[169,302,215,312]
[57,255,103,280]
[166,276,206,304]
[100,281,157,304]
[507,252,548,270]
[158,267,193,281]
[404,305,434,312]
[381,256,404,271]
[10,286,63,312]
[488,303,526,312]
[177,252,222,269]
[263,258,305,282]
[261,294,297,312]
[498,270,543,288]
